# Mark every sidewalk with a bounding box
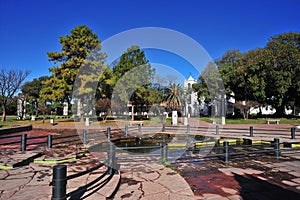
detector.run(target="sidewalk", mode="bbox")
[0,148,195,200]
[187,118,300,143]
[2,149,300,199]
[115,155,195,199]
[1,120,300,199]
[176,152,300,199]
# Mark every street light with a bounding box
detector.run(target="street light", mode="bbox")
[221,96,226,125]
[31,98,36,121]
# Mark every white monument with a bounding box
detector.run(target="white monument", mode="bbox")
[63,102,68,116]
[17,94,26,120]
[172,110,178,125]
[85,117,90,126]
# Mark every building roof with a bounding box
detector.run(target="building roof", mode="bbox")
[187,75,195,81]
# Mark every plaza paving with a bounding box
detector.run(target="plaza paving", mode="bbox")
[0,120,300,199]
[1,148,300,199]
[0,148,194,199]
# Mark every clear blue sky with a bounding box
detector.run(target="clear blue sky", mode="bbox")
[1,0,299,83]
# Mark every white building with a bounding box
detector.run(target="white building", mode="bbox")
[17,93,26,120]
[184,75,201,117]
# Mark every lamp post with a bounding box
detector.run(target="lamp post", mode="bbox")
[183,95,188,125]
[221,96,226,125]
[31,98,36,121]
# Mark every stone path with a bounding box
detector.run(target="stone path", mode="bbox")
[176,152,300,199]
[116,155,195,200]
[0,148,119,200]
[0,151,42,169]
[0,148,194,200]
[1,148,300,199]
[1,120,300,199]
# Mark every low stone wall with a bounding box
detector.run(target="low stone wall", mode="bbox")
[0,125,32,135]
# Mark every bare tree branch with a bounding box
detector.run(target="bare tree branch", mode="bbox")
[0,68,30,121]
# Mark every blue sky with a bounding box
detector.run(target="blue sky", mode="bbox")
[1,0,300,83]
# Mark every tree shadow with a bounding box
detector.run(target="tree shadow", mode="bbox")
[233,173,300,200]
[68,168,118,200]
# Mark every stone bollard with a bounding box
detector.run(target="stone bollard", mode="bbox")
[161,141,168,161]
[162,124,165,132]
[125,125,129,137]
[48,135,53,148]
[138,123,141,132]
[291,128,296,139]
[163,143,168,161]
[83,130,87,145]
[187,124,190,133]
[249,126,253,137]
[274,138,280,158]
[21,133,27,152]
[216,125,219,135]
[52,165,67,200]
[107,127,111,140]
[108,142,116,174]
[224,141,229,162]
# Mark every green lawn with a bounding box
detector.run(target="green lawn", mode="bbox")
[1,115,298,128]
[200,117,299,124]
[0,115,73,128]
[0,115,173,128]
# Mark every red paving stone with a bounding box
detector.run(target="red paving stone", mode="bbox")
[2,122,300,199]
[186,173,240,196]
[0,129,59,150]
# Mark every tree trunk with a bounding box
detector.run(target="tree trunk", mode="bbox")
[245,109,249,120]
[79,100,84,122]
[2,104,6,122]
[131,105,134,121]
[274,105,285,117]
[242,108,247,120]
[35,102,39,117]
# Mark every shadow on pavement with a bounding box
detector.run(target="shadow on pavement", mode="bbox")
[68,168,116,199]
[233,173,300,200]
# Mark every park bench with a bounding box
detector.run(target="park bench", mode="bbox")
[129,120,144,126]
[266,119,280,124]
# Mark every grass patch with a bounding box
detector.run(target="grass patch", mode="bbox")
[0,165,13,170]
[34,157,76,165]
[199,117,299,124]
[159,159,175,170]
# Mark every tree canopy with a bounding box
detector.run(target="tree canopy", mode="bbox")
[0,68,30,121]
[40,25,101,105]
[111,46,155,120]
[214,32,300,118]
[5,25,298,121]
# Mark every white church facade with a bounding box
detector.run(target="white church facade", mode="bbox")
[184,75,206,117]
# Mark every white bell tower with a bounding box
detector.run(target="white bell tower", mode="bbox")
[184,75,199,117]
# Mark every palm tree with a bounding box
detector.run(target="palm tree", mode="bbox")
[165,83,183,111]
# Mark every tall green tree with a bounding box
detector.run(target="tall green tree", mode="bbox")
[192,62,225,118]
[216,32,300,118]
[217,50,243,100]
[112,46,155,121]
[112,46,149,79]
[72,44,108,121]
[196,62,225,101]
[217,49,267,118]
[21,76,49,117]
[40,25,101,112]
[264,32,300,116]
[91,66,115,119]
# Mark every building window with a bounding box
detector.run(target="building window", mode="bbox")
[187,95,191,104]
